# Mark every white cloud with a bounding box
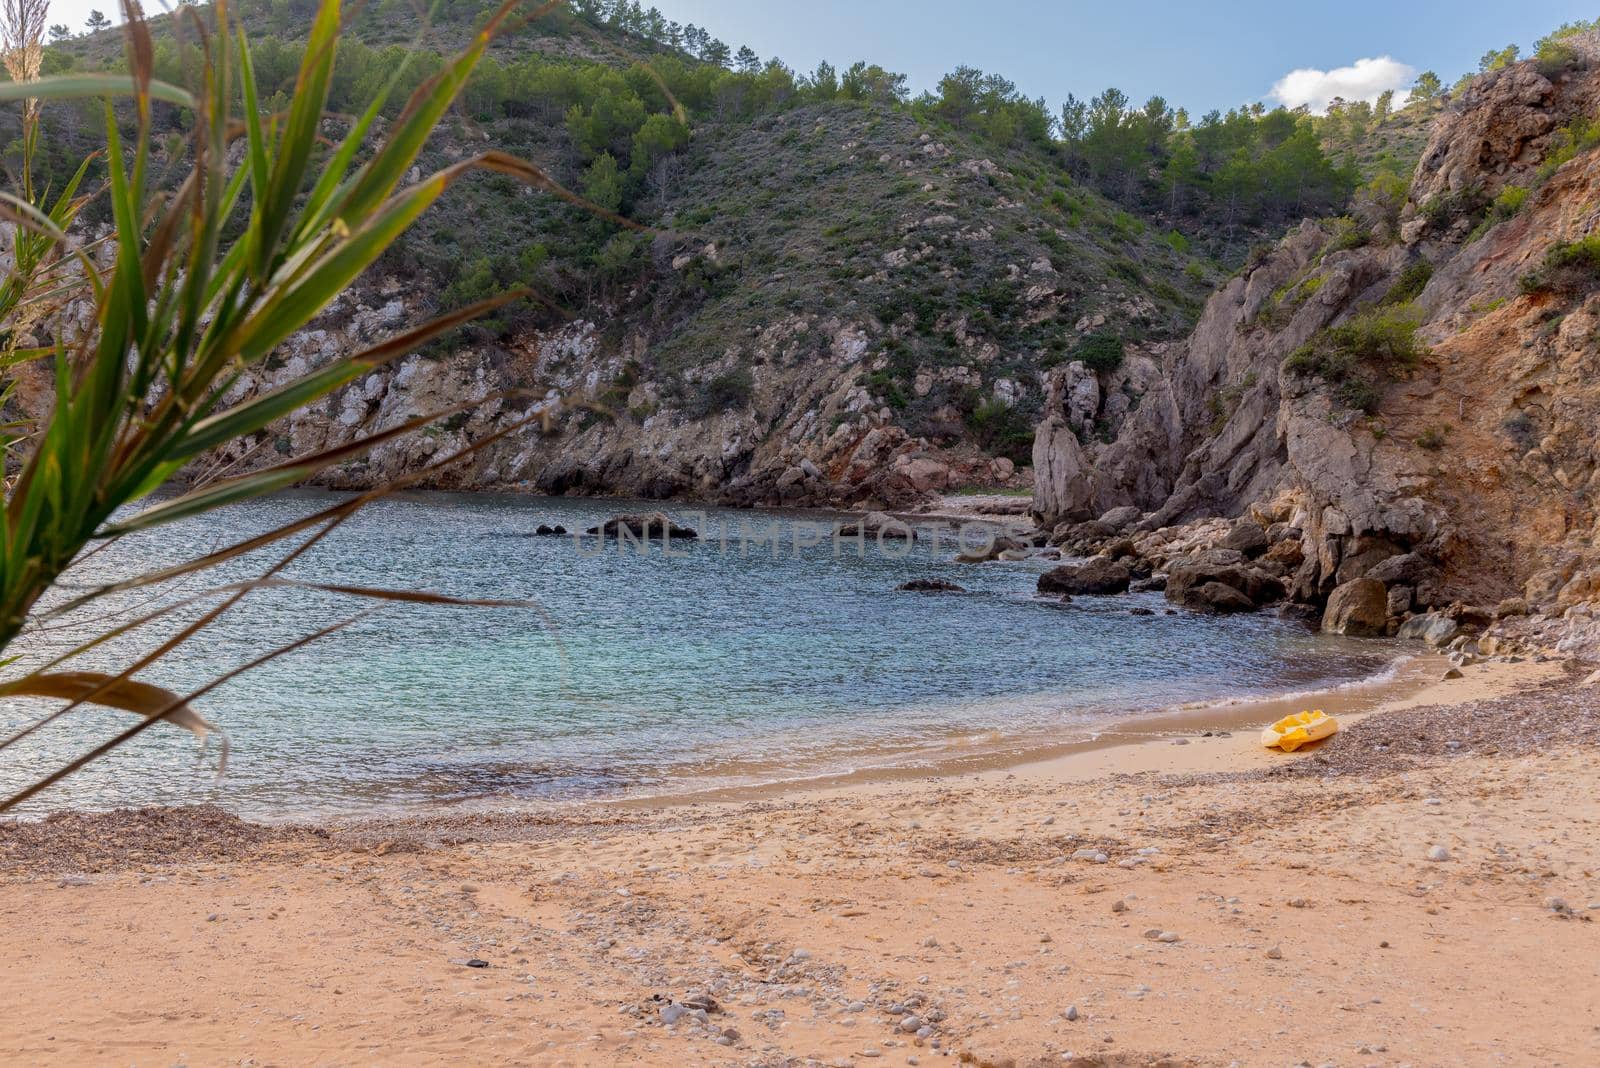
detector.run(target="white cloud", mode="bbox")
[1269,56,1415,114]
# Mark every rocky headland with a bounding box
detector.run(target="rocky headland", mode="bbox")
[1024,42,1600,663]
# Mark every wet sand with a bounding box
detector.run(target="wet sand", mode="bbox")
[2,659,1599,1067]
[611,652,1517,809]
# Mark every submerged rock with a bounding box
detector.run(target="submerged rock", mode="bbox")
[899,579,965,593]
[586,512,699,539]
[531,524,568,537]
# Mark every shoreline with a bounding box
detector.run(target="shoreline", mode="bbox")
[0,650,1553,830]
[3,657,1597,1066]
[603,649,1516,813]
[0,646,1487,828]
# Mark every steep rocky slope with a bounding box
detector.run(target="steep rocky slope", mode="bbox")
[186,100,1209,509]
[14,7,1221,510]
[1032,43,1600,629]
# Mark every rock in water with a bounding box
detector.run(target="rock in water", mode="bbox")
[955,535,1026,563]
[1165,559,1283,609]
[1180,581,1257,614]
[899,579,965,593]
[586,512,699,539]
[1322,578,1389,636]
[1037,558,1131,596]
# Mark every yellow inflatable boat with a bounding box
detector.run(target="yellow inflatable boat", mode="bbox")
[1261,710,1338,752]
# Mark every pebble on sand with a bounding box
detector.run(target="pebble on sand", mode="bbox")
[1427,845,1452,862]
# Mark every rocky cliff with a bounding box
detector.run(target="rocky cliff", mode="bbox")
[1032,42,1600,630]
[181,99,1212,511]
[5,4,1232,514]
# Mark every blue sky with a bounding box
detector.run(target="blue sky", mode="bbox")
[655,0,1596,112]
[46,0,1597,113]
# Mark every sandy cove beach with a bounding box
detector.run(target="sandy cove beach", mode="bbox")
[3,661,1599,1068]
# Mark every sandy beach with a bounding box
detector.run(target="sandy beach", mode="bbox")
[3,660,1599,1067]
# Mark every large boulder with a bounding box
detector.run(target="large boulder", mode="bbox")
[1179,582,1257,614]
[1333,537,1405,585]
[1265,537,1305,568]
[1396,612,1462,647]
[1219,520,1270,559]
[1097,505,1144,532]
[1365,552,1439,588]
[1038,558,1132,596]
[587,513,699,539]
[956,535,1027,563]
[1032,413,1098,525]
[1322,578,1389,637]
[1165,559,1284,608]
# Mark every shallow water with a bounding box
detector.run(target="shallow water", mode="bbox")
[1,491,1396,818]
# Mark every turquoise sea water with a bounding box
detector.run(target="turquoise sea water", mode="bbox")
[1,491,1396,818]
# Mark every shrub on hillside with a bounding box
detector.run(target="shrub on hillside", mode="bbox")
[692,367,756,416]
[1322,216,1370,255]
[1284,306,1428,413]
[1383,261,1434,305]
[1530,119,1600,189]
[1518,236,1600,297]
[1072,332,1125,372]
[1351,173,1410,242]
[966,397,1036,465]
[1420,184,1488,229]
[1535,19,1599,73]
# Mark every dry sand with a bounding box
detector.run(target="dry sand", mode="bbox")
[3,660,1599,1067]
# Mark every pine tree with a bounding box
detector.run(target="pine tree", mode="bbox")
[581,152,624,213]
[1374,89,1393,126]
[84,9,111,33]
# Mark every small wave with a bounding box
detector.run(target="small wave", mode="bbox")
[1166,654,1415,713]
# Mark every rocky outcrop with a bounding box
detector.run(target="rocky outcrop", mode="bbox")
[1402,43,1600,245]
[1037,558,1132,596]
[1030,54,1600,640]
